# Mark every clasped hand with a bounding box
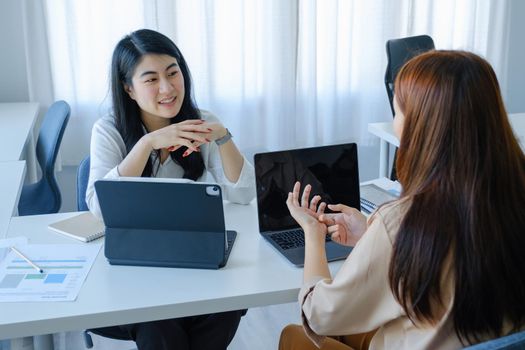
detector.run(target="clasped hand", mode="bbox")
[286,181,367,247]
[145,119,227,156]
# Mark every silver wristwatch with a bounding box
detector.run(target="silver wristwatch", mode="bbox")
[215,128,232,146]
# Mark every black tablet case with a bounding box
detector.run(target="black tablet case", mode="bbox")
[95,180,236,269]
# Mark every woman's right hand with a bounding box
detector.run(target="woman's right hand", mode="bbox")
[286,182,328,246]
[318,205,367,247]
[144,119,212,156]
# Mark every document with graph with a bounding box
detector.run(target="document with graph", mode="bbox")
[0,243,101,302]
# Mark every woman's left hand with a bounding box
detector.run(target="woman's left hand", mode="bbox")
[286,182,327,244]
[182,121,228,157]
[201,122,227,143]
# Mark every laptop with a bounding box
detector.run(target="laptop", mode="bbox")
[94,178,236,269]
[254,143,359,266]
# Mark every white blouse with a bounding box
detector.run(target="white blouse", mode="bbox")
[86,111,255,219]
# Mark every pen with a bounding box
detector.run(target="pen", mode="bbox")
[10,246,44,273]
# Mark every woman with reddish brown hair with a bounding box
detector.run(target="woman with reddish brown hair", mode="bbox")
[279,50,525,350]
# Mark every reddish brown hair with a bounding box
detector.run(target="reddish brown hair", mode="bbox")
[389,50,525,344]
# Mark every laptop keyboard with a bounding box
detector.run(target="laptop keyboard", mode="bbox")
[270,229,331,250]
[224,230,237,264]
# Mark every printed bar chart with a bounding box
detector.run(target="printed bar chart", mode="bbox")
[0,244,101,302]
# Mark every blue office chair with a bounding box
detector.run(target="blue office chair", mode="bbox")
[384,35,435,180]
[463,330,525,349]
[83,327,133,349]
[77,156,90,211]
[76,155,134,348]
[18,101,71,215]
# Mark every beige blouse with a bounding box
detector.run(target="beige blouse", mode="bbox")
[299,200,466,350]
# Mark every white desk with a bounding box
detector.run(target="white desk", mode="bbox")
[0,161,26,238]
[1,202,344,340]
[509,113,525,151]
[0,103,39,162]
[368,113,525,178]
[368,122,399,178]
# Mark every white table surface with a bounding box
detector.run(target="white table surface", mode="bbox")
[509,113,525,150]
[0,161,26,238]
[0,103,39,162]
[368,113,525,177]
[1,202,345,340]
[368,122,399,178]
[368,122,399,148]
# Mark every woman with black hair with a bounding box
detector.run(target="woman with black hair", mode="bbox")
[85,29,254,350]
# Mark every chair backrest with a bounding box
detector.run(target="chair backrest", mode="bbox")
[384,35,435,116]
[463,330,525,350]
[37,100,71,195]
[77,156,90,211]
[18,101,71,215]
[37,101,71,174]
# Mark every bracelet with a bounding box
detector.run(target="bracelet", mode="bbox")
[215,128,232,146]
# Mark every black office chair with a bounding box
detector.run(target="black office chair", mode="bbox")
[77,155,133,348]
[18,101,71,215]
[384,35,435,180]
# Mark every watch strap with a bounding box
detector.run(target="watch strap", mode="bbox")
[215,129,232,146]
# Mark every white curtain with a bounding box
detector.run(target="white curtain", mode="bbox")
[39,0,510,165]
[18,0,56,182]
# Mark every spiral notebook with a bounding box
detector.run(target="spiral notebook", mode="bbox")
[360,183,399,214]
[48,212,105,242]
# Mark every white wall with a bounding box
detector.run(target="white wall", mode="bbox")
[506,0,525,113]
[0,1,29,102]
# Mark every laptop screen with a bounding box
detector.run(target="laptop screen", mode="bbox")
[254,143,360,233]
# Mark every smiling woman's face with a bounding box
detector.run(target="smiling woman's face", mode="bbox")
[125,54,185,124]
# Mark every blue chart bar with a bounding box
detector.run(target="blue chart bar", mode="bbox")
[44,274,67,284]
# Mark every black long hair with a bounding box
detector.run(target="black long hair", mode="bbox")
[390,51,525,344]
[110,29,205,179]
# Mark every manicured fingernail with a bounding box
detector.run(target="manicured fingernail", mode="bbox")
[207,128,212,132]
[183,151,188,157]
[205,138,211,142]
